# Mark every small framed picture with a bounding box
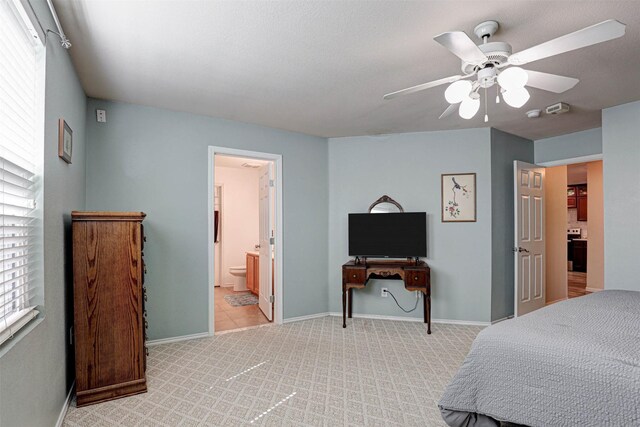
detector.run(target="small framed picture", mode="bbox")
[58,119,72,164]
[441,173,476,222]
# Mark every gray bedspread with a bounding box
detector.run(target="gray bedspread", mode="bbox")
[439,290,640,427]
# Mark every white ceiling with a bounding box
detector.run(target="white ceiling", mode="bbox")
[215,155,269,169]
[567,162,588,185]
[53,1,640,140]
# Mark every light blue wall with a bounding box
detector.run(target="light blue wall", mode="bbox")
[84,99,329,339]
[534,128,602,164]
[0,2,87,426]
[602,101,640,291]
[328,129,493,323]
[490,129,534,322]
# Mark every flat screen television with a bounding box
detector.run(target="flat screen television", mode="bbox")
[348,212,427,258]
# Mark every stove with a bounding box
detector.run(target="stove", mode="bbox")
[567,228,581,270]
[567,228,581,241]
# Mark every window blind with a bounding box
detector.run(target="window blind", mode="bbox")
[0,0,42,346]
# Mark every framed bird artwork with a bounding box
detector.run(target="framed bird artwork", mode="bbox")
[441,173,476,222]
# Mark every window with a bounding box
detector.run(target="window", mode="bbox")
[0,0,44,347]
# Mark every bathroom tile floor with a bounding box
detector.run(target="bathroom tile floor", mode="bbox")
[214,286,271,332]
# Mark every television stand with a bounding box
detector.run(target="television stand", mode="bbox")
[341,259,431,333]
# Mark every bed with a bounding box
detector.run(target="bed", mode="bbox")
[438,290,640,427]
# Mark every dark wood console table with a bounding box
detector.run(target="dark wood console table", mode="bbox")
[342,259,431,333]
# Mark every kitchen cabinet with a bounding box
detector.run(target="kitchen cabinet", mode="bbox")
[567,186,577,208]
[572,240,587,272]
[568,185,587,221]
[576,185,587,221]
[577,197,588,221]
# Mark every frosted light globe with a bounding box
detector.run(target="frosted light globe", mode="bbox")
[445,80,472,104]
[459,96,480,119]
[497,67,528,91]
[502,87,530,108]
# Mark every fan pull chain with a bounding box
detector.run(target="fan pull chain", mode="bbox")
[496,85,500,104]
[484,87,488,123]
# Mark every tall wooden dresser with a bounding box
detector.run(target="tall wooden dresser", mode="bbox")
[72,211,148,406]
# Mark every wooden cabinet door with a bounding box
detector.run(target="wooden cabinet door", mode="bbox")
[573,241,587,272]
[246,254,255,292]
[577,185,588,196]
[577,196,588,221]
[567,186,577,208]
[253,255,260,295]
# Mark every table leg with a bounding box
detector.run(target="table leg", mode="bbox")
[423,291,427,324]
[342,283,347,328]
[426,293,431,334]
[348,288,353,318]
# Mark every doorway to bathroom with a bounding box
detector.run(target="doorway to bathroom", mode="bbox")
[208,147,283,334]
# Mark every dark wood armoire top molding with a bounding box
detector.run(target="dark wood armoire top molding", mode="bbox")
[72,211,146,221]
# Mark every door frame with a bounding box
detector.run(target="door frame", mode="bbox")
[207,146,284,335]
[537,154,602,168]
[213,183,225,287]
[526,153,603,309]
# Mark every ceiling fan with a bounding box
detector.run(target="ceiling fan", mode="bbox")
[384,19,626,121]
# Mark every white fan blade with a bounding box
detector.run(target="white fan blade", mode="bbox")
[525,70,579,93]
[439,104,458,119]
[434,31,488,65]
[509,19,626,66]
[383,75,466,100]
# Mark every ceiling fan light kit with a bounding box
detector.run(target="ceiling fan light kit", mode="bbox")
[384,19,626,122]
[444,80,473,104]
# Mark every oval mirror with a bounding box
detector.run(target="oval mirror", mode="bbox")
[369,195,404,213]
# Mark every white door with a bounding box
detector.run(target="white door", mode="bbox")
[258,164,274,321]
[514,161,546,316]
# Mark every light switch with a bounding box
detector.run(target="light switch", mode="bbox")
[96,109,107,123]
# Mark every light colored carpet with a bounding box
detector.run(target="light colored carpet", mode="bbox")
[64,317,483,426]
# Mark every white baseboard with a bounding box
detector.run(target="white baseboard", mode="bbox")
[586,287,603,293]
[55,381,75,427]
[431,318,490,327]
[283,312,330,324]
[146,332,210,347]
[215,323,274,335]
[327,312,489,327]
[491,315,513,324]
[148,312,490,345]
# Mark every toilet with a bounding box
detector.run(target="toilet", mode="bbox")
[229,266,247,291]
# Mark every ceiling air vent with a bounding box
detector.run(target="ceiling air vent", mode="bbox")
[545,102,570,115]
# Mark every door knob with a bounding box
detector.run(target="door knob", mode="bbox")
[515,247,529,253]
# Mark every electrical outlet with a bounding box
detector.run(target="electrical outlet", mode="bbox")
[96,109,107,123]
[381,288,388,298]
